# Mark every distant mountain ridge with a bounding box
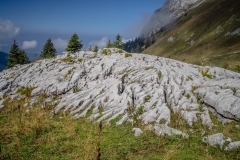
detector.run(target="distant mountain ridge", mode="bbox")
[0,51,8,71]
[140,0,205,38]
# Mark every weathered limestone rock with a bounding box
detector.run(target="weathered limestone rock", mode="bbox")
[202,133,225,149]
[132,128,143,137]
[225,141,240,151]
[0,48,240,139]
[154,124,189,138]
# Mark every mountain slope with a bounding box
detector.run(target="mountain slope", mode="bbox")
[140,0,205,38]
[142,0,240,70]
[0,51,8,71]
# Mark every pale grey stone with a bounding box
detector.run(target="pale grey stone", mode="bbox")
[202,133,225,149]
[154,124,189,138]
[132,128,143,137]
[225,141,240,151]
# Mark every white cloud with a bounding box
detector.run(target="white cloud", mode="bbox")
[89,37,108,49]
[0,19,20,39]
[122,38,134,43]
[22,40,37,49]
[53,38,68,50]
[123,12,152,38]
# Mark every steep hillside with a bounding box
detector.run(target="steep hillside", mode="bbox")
[143,0,240,70]
[0,51,8,71]
[140,0,205,38]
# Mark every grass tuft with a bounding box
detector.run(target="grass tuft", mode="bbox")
[125,53,132,58]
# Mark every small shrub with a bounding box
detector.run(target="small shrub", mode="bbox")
[3,93,7,99]
[159,119,167,124]
[58,77,63,82]
[125,53,132,58]
[157,71,162,78]
[198,68,213,79]
[186,76,193,81]
[199,105,204,112]
[145,66,154,70]
[68,69,72,75]
[234,65,240,73]
[192,86,199,92]
[196,96,203,105]
[64,69,72,79]
[5,76,13,80]
[102,49,108,55]
[144,95,151,103]
[90,54,97,59]
[73,86,81,93]
[99,107,104,116]
[61,57,75,63]
[78,58,83,62]
[151,101,158,109]
[166,103,171,109]
[16,86,36,98]
[185,93,190,99]
[129,80,140,84]
[119,49,123,53]
[232,88,237,95]
[136,106,144,115]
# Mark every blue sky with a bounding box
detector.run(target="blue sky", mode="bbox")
[0,0,164,58]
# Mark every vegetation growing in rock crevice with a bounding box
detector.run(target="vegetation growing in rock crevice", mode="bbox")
[125,53,132,58]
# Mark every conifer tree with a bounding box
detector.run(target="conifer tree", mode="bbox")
[7,40,30,68]
[88,45,92,51]
[93,45,99,52]
[7,40,19,68]
[40,38,56,58]
[18,49,30,64]
[106,39,113,48]
[65,33,82,53]
[114,34,123,49]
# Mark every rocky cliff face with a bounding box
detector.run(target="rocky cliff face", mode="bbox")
[1,48,240,131]
[140,0,205,38]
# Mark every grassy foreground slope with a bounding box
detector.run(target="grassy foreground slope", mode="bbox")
[143,0,240,71]
[1,94,240,159]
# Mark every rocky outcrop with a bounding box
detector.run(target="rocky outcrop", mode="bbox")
[140,0,205,38]
[203,133,240,151]
[0,48,240,136]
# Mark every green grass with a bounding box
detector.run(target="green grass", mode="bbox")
[157,71,162,78]
[0,97,240,159]
[125,53,132,58]
[144,95,151,102]
[102,49,109,55]
[198,68,213,79]
[144,66,154,70]
[61,57,76,63]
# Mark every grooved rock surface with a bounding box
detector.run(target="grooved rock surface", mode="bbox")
[0,48,240,133]
[140,0,205,38]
